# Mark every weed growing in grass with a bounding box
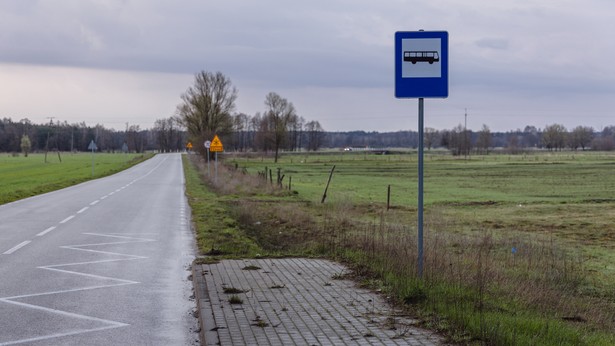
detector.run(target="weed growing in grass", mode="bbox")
[223,287,248,294]
[228,295,243,305]
[252,316,269,328]
[242,265,261,271]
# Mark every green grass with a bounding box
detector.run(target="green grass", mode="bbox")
[182,154,261,257]
[0,152,152,205]
[222,151,615,344]
[187,151,615,344]
[232,151,615,206]
[231,151,615,270]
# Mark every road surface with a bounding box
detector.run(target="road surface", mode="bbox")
[0,153,198,345]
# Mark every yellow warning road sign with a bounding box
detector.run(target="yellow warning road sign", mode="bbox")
[186,142,193,149]
[210,135,224,152]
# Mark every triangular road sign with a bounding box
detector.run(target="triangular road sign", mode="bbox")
[210,135,224,152]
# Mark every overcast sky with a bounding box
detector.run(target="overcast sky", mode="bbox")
[1,0,614,132]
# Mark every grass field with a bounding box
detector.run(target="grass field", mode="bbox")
[231,151,615,264]
[0,152,152,205]
[202,150,615,345]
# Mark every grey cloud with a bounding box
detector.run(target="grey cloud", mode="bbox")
[475,38,509,50]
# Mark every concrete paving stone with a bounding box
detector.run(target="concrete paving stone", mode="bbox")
[193,258,444,345]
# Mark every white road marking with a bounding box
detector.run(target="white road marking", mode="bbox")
[2,241,31,255]
[100,195,108,200]
[59,215,75,224]
[37,226,56,237]
[0,232,155,345]
[0,323,127,346]
[90,200,100,206]
[77,207,89,214]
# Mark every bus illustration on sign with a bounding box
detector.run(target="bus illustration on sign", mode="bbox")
[403,51,440,64]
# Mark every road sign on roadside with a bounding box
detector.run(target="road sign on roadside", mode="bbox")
[204,140,211,149]
[395,30,449,279]
[395,31,448,98]
[186,142,193,150]
[210,135,223,152]
[88,140,97,151]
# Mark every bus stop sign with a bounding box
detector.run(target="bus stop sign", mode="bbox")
[395,31,448,98]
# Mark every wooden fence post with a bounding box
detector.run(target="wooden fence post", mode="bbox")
[321,165,336,203]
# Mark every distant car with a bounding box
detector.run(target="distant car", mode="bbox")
[344,147,352,151]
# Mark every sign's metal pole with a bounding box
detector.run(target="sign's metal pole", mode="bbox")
[215,151,218,184]
[418,97,424,278]
[91,146,95,177]
[207,148,210,177]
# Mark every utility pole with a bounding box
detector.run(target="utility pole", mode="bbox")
[464,108,468,160]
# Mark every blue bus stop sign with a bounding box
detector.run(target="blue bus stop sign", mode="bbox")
[395,31,448,98]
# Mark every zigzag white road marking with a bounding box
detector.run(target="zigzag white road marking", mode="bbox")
[0,233,156,346]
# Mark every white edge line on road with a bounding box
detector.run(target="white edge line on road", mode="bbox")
[59,215,75,224]
[100,195,108,200]
[90,200,99,206]
[77,207,89,214]
[2,241,32,255]
[37,226,56,237]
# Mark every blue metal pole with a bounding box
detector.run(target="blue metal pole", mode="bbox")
[418,98,424,278]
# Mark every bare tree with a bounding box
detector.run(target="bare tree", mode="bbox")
[232,113,250,151]
[305,120,324,151]
[177,71,237,156]
[153,117,180,152]
[476,124,492,154]
[264,92,297,162]
[126,124,143,153]
[542,124,567,151]
[424,127,438,150]
[446,124,471,156]
[20,134,31,157]
[569,126,593,151]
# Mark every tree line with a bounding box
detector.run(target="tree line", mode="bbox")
[0,118,187,154]
[3,116,615,156]
[3,69,615,156]
[322,124,612,154]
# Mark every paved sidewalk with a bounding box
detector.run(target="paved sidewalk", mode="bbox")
[193,258,443,345]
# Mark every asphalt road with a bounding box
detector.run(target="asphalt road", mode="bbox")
[0,153,198,345]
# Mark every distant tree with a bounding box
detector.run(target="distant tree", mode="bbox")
[177,71,237,156]
[288,115,304,152]
[424,127,438,150]
[569,126,593,151]
[507,131,521,154]
[305,120,324,151]
[264,92,297,163]
[542,124,567,151]
[231,113,250,151]
[522,125,540,148]
[126,124,144,153]
[20,134,31,157]
[591,137,615,151]
[602,126,615,138]
[446,124,472,156]
[153,117,180,152]
[476,124,492,154]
